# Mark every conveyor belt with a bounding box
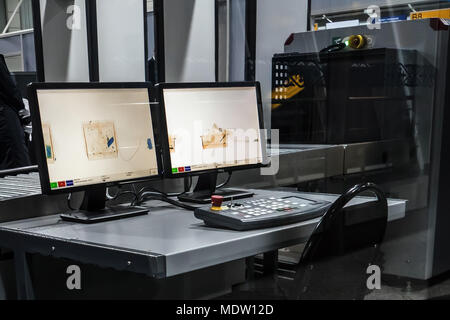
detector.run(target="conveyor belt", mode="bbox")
[230,145,345,189]
[0,170,69,223]
[0,172,41,201]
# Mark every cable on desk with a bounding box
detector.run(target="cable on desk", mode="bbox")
[137,192,197,211]
[67,188,140,210]
[216,172,232,189]
[136,176,193,198]
[106,187,120,200]
[131,184,138,194]
[106,187,139,206]
[108,191,139,205]
[130,191,161,206]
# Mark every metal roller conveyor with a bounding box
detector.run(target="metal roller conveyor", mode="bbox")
[0,173,42,201]
[0,170,69,223]
[0,183,41,191]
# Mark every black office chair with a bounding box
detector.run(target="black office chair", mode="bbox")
[220,182,388,300]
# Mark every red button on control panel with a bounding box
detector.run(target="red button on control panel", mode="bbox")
[211,195,224,208]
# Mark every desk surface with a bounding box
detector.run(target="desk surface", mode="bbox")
[0,189,406,278]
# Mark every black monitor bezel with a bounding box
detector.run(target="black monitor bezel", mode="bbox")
[156,81,268,178]
[28,82,163,195]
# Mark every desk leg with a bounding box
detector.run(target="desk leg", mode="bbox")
[14,251,35,300]
[263,250,278,275]
[245,257,255,280]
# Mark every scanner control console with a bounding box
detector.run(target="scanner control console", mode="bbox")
[194,195,331,231]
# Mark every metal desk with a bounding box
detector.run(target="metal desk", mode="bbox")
[0,189,405,299]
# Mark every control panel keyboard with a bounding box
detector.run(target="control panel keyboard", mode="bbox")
[194,196,331,231]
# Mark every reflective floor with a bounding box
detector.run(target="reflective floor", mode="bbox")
[366,276,450,300]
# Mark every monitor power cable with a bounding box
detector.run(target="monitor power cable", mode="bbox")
[67,193,77,210]
[216,172,232,189]
[135,176,193,199]
[135,192,197,211]
[109,191,139,205]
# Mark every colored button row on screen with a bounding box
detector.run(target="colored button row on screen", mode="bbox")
[50,180,74,189]
[172,166,192,174]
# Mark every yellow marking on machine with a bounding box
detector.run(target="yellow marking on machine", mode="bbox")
[410,9,450,20]
[272,74,305,110]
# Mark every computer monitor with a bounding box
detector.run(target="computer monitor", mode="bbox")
[29,82,162,223]
[157,82,268,203]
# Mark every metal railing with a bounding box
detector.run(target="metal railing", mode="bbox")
[2,0,24,35]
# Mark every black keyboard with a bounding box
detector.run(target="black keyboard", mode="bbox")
[194,196,331,231]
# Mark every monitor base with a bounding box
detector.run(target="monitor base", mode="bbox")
[60,206,149,224]
[178,188,254,204]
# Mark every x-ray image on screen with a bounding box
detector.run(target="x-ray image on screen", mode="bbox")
[163,86,264,174]
[36,88,159,190]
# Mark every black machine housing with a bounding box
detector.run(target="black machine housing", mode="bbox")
[271,48,420,145]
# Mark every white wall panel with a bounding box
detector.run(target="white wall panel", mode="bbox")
[163,0,215,82]
[40,0,90,82]
[96,0,146,82]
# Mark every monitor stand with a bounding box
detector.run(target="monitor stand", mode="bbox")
[178,172,254,204]
[60,185,148,224]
